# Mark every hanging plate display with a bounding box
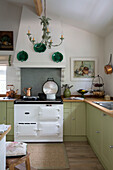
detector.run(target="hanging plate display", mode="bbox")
[17,51,28,62]
[34,43,46,53]
[52,52,63,63]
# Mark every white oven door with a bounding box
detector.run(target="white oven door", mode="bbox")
[38,122,60,137]
[39,106,60,121]
[16,123,37,136]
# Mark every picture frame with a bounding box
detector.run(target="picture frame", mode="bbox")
[0,31,13,51]
[71,57,97,81]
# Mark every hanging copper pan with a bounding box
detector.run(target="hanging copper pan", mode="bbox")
[104,54,112,74]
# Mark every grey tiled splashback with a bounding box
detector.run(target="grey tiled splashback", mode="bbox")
[21,68,61,96]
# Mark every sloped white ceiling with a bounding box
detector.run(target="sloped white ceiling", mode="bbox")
[4,0,113,37]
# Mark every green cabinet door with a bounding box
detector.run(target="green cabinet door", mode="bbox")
[101,114,113,170]
[6,102,14,141]
[0,102,6,124]
[87,104,92,140]
[91,108,102,156]
[0,101,14,141]
[63,102,71,135]
[87,104,101,156]
[73,102,86,135]
[110,117,113,170]
[63,102,86,141]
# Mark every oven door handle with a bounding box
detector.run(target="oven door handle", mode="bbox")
[25,112,30,115]
[34,128,42,131]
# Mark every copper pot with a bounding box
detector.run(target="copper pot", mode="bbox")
[104,54,112,74]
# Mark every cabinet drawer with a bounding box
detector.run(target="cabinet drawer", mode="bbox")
[7,102,14,108]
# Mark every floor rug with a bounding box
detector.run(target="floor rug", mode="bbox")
[27,143,69,170]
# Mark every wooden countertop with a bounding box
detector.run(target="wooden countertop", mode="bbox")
[63,97,113,118]
[0,125,11,141]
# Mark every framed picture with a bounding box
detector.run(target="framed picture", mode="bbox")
[71,57,97,81]
[0,31,13,51]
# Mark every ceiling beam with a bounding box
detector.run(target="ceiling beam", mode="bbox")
[34,0,43,16]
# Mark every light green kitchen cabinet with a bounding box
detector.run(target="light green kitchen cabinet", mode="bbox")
[110,121,113,170]
[0,101,14,141]
[0,102,6,124]
[87,104,102,156]
[87,103,113,170]
[6,102,14,141]
[63,102,86,141]
[101,113,113,170]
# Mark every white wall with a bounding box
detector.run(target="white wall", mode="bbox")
[61,24,104,95]
[0,1,104,95]
[0,0,22,49]
[0,0,22,94]
[104,31,113,96]
[13,6,66,68]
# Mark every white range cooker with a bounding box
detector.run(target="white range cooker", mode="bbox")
[14,96,63,142]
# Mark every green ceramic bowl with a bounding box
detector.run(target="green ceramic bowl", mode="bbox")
[52,52,63,63]
[34,43,46,53]
[17,51,28,62]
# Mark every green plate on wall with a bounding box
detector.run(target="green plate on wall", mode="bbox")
[52,52,63,63]
[34,43,46,53]
[17,51,28,62]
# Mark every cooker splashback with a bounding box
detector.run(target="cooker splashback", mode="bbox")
[21,68,61,96]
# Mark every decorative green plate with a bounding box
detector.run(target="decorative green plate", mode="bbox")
[34,43,46,53]
[52,52,63,63]
[17,51,28,62]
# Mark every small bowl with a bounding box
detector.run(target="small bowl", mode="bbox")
[77,89,88,98]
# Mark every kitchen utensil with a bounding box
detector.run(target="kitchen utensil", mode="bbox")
[17,51,28,62]
[23,87,32,96]
[93,90,104,97]
[43,78,58,100]
[91,75,105,97]
[104,54,112,74]
[6,85,15,98]
[77,89,88,98]
[62,84,73,98]
[34,43,46,53]
[38,93,46,100]
[52,52,63,63]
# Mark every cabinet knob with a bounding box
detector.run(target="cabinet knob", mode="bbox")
[103,113,107,116]
[96,131,100,133]
[72,118,75,120]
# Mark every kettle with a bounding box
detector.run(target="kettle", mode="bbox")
[6,85,18,98]
[23,87,32,96]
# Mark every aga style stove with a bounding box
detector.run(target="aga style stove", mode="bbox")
[14,96,63,142]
